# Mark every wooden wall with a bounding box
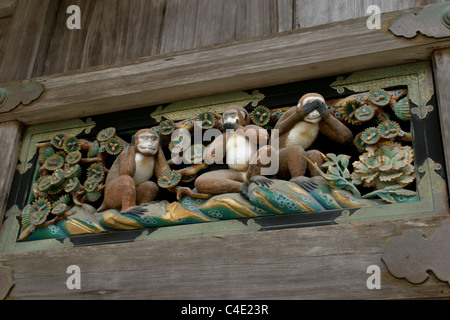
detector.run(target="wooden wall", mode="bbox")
[1,0,450,301]
[0,0,446,83]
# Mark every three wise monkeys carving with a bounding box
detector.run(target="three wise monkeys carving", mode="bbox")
[100,93,354,212]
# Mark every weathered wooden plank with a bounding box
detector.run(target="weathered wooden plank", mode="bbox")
[433,48,450,195]
[159,0,294,54]
[294,0,445,29]
[0,0,16,18]
[43,0,166,75]
[0,16,12,56]
[2,216,449,300]
[0,0,60,83]
[276,0,294,32]
[0,121,23,227]
[1,8,450,125]
[159,0,198,54]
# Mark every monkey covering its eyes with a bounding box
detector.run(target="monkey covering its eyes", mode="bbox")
[273,93,354,186]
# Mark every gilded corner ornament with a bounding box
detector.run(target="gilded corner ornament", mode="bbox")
[0,80,45,114]
[389,2,450,39]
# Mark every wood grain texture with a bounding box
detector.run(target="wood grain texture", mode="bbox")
[2,0,447,80]
[0,16,12,58]
[433,48,450,195]
[2,216,450,300]
[294,0,445,28]
[1,9,450,125]
[0,121,23,227]
[43,0,294,73]
[43,0,166,75]
[0,0,60,83]
[0,0,16,18]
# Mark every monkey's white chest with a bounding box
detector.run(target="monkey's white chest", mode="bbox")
[226,132,256,171]
[133,153,155,185]
[286,122,319,149]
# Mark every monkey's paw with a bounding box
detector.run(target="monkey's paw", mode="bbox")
[291,177,318,192]
[250,176,274,188]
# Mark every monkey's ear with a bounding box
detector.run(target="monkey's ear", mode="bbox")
[131,135,136,145]
[240,110,248,120]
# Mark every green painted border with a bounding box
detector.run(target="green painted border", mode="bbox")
[0,62,447,253]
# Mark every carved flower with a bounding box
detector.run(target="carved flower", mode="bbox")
[87,163,105,182]
[63,137,81,153]
[104,137,123,155]
[21,198,51,229]
[159,120,176,136]
[66,151,82,165]
[352,141,415,190]
[44,154,65,171]
[250,106,271,126]
[196,112,217,129]
[158,171,182,189]
[51,134,66,149]
[333,97,363,125]
[97,127,116,142]
[369,89,391,107]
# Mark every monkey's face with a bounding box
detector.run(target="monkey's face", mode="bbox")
[222,110,241,130]
[298,95,326,124]
[136,132,160,156]
[305,110,321,124]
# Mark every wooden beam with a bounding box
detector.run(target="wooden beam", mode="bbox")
[1,216,449,300]
[1,7,450,125]
[0,121,23,227]
[433,47,450,195]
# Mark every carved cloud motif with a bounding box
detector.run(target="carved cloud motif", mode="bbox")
[0,81,45,114]
[382,220,450,285]
[389,2,450,39]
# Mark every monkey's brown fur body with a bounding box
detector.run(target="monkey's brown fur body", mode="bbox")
[274,93,354,182]
[194,105,270,195]
[97,129,171,213]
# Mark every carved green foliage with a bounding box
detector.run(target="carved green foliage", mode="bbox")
[19,129,124,241]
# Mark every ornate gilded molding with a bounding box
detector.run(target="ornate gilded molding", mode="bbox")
[389,2,450,39]
[150,90,265,122]
[331,61,435,120]
[0,264,14,300]
[382,219,450,285]
[0,81,45,114]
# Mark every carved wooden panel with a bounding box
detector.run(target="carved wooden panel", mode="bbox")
[1,61,447,254]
